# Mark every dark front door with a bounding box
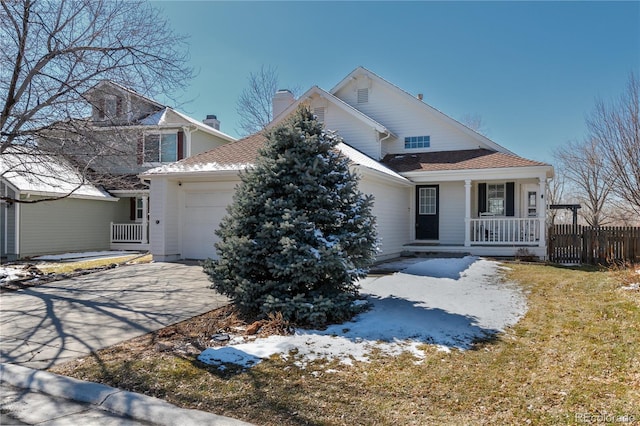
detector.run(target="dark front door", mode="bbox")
[415,185,439,240]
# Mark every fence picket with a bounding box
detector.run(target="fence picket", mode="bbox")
[548,225,640,265]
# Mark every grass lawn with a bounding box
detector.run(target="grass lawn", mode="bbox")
[49,262,640,425]
[36,253,152,274]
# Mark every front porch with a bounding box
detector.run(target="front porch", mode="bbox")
[404,216,545,258]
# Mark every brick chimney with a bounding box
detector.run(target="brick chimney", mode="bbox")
[203,114,220,130]
[272,89,295,119]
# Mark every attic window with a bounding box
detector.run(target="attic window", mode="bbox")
[404,135,430,149]
[314,107,325,123]
[357,88,369,104]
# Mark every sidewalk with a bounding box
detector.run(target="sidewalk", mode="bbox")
[1,363,253,425]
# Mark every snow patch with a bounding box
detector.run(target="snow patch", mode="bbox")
[198,256,527,369]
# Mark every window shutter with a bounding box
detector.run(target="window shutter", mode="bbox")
[506,182,515,217]
[478,183,487,214]
[129,197,136,221]
[177,131,184,160]
[137,133,144,165]
[98,98,106,119]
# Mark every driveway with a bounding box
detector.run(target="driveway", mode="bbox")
[0,262,228,369]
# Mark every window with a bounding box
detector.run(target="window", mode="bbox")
[419,187,437,215]
[487,183,505,215]
[404,135,430,149]
[136,197,144,221]
[144,133,177,163]
[357,88,369,104]
[105,97,118,118]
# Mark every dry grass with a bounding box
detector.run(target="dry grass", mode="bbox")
[36,253,152,274]
[49,262,640,425]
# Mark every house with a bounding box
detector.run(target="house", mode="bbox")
[0,81,236,260]
[142,67,554,262]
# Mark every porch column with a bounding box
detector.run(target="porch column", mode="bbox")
[142,195,149,244]
[464,179,471,247]
[538,176,546,249]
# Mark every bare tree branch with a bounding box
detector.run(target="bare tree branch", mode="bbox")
[589,72,640,216]
[235,65,300,136]
[554,139,614,227]
[1,0,194,203]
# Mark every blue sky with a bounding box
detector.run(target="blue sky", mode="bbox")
[153,1,639,164]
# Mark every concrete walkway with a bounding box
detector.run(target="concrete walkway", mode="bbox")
[0,262,228,369]
[0,262,253,425]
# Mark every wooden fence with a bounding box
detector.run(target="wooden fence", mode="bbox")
[548,225,640,264]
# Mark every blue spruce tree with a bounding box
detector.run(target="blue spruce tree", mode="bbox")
[203,107,377,327]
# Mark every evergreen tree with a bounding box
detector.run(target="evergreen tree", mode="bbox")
[203,107,377,327]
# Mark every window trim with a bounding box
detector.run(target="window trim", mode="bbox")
[404,135,431,150]
[143,131,179,164]
[487,182,506,216]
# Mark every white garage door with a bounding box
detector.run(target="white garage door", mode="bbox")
[182,190,234,260]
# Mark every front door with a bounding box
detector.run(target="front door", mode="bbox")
[415,185,439,240]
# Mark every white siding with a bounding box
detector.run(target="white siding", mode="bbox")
[313,99,381,160]
[438,182,465,245]
[358,172,411,260]
[334,78,487,156]
[149,178,181,260]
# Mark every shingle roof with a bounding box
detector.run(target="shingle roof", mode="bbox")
[143,133,265,175]
[381,149,549,173]
[143,132,408,182]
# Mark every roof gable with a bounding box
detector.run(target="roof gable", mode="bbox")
[137,107,236,142]
[85,80,164,110]
[270,86,393,137]
[331,67,515,155]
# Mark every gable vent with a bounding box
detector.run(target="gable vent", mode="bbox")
[314,107,325,123]
[357,88,369,104]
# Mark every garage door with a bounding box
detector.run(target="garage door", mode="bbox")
[182,190,234,260]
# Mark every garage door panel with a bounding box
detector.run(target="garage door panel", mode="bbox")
[182,190,234,260]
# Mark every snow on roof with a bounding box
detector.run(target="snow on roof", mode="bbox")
[336,142,408,182]
[142,133,408,183]
[136,107,236,143]
[0,149,115,200]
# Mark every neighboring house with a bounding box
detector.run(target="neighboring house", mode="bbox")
[143,67,554,262]
[0,81,235,260]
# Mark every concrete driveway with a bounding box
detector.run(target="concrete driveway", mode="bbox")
[0,262,228,369]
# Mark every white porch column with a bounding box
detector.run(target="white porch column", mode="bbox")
[142,195,149,244]
[538,176,547,249]
[464,179,472,247]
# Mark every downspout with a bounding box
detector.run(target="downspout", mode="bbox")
[378,130,392,160]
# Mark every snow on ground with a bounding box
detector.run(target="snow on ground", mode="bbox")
[199,256,528,370]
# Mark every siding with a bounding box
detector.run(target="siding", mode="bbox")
[18,197,121,257]
[334,79,487,156]
[358,173,411,259]
[190,130,228,156]
[323,103,381,160]
[149,178,181,259]
[438,181,465,245]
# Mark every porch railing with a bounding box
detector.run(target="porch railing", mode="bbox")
[470,217,540,244]
[110,222,147,244]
